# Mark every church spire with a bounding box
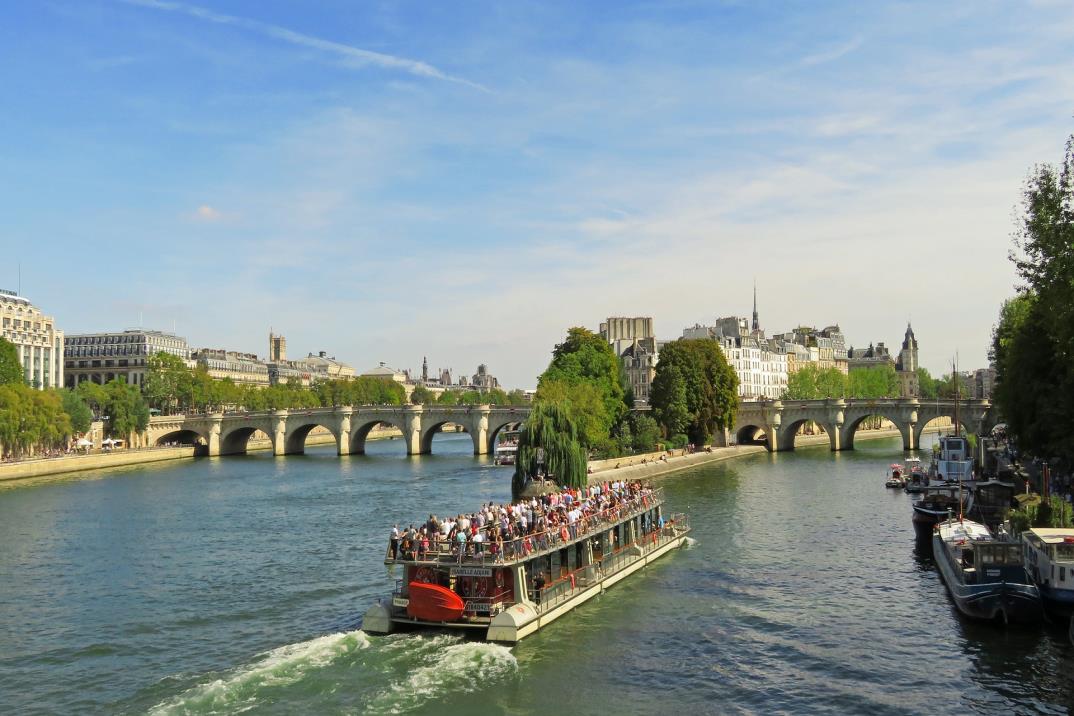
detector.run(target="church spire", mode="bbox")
[751,280,759,332]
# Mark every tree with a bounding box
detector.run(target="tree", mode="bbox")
[991,134,1074,467]
[410,385,435,405]
[143,351,193,414]
[535,378,613,450]
[506,389,528,404]
[60,389,93,433]
[917,367,938,400]
[513,402,588,495]
[0,383,71,457]
[538,327,628,446]
[846,365,899,399]
[650,339,738,445]
[0,338,23,385]
[103,379,150,437]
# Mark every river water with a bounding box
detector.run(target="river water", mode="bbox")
[1,432,1072,715]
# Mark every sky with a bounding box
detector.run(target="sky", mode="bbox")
[3,1,1073,388]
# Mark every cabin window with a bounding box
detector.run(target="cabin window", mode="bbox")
[575,542,586,568]
[551,550,561,578]
[558,548,569,578]
[567,545,577,572]
[1062,566,1067,582]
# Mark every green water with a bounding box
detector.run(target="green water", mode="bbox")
[1,433,1071,715]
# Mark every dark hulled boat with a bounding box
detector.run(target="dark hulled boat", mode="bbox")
[933,518,1042,625]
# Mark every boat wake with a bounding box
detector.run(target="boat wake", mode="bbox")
[148,630,371,715]
[147,630,517,715]
[685,537,699,549]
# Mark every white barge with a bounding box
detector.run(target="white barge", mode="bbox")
[363,485,690,643]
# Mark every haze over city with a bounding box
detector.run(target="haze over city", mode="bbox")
[5,1,1073,386]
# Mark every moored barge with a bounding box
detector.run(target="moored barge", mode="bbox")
[363,484,690,643]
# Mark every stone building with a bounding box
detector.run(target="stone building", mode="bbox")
[973,367,995,399]
[619,337,661,405]
[894,323,920,398]
[471,364,500,391]
[0,289,64,389]
[65,330,190,388]
[193,349,270,386]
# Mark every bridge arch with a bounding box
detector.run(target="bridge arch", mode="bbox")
[154,429,210,455]
[487,420,523,455]
[419,420,480,455]
[776,418,839,451]
[840,411,911,452]
[736,424,770,447]
[913,415,973,450]
[349,418,408,455]
[283,421,340,456]
[219,426,272,456]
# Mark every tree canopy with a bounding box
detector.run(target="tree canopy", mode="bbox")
[992,135,1074,467]
[0,384,72,458]
[781,364,900,400]
[650,339,738,445]
[0,337,23,385]
[513,402,588,495]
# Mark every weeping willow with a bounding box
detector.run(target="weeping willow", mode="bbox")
[513,402,588,496]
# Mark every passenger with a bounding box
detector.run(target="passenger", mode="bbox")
[390,524,400,559]
[534,572,545,604]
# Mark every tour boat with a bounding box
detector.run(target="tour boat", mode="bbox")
[363,485,691,643]
[1021,528,1074,618]
[493,429,519,466]
[932,517,1042,625]
[886,464,904,488]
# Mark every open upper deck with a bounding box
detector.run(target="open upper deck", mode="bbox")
[385,484,668,568]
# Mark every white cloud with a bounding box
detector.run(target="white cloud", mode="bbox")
[192,205,222,222]
[119,0,489,91]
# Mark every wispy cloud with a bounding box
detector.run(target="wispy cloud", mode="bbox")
[799,36,864,67]
[119,0,489,91]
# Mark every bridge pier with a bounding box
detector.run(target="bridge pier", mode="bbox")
[272,410,290,456]
[403,406,424,455]
[336,407,352,456]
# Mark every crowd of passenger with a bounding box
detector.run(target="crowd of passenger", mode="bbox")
[388,480,662,563]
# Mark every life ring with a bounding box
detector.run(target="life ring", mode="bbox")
[414,567,435,583]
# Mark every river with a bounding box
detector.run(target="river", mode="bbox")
[0,432,1071,715]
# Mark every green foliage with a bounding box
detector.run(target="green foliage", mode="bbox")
[102,379,150,437]
[992,136,1074,467]
[506,389,528,404]
[0,383,72,457]
[59,389,93,433]
[0,337,23,385]
[538,327,628,446]
[513,402,588,495]
[847,365,899,399]
[627,413,661,454]
[667,433,689,449]
[650,339,738,445]
[917,367,938,400]
[1008,496,1073,532]
[536,379,614,450]
[409,385,435,405]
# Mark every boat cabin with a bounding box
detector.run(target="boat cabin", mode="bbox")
[1023,528,1074,592]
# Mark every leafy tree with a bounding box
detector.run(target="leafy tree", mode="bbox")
[991,134,1074,467]
[535,378,614,450]
[102,379,150,437]
[650,339,738,445]
[0,383,72,457]
[917,367,938,400]
[627,413,661,453]
[846,365,899,399]
[0,337,23,385]
[784,364,822,399]
[142,351,192,414]
[513,402,588,495]
[506,389,528,404]
[538,327,628,444]
[410,385,435,405]
[59,389,93,433]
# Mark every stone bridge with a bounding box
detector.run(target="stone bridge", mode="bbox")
[146,404,530,457]
[731,398,998,452]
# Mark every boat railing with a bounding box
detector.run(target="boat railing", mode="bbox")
[387,487,666,567]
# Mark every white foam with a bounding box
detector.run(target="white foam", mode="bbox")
[366,640,518,714]
[150,629,370,715]
[685,536,699,549]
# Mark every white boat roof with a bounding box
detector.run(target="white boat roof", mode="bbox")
[1027,528,1074,544]
[938,519,992,542]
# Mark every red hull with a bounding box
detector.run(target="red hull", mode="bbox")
[407,581,466,622]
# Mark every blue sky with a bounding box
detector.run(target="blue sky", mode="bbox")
[3,1,1073,387]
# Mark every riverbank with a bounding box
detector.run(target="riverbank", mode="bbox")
[0,426,406,483]
[0,447,197,482]
[586,424,947,484]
